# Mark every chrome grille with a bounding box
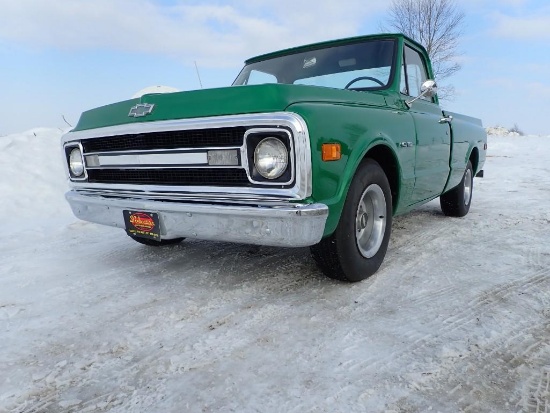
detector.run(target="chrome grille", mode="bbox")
[81,127,245,153]
[62,113,312,202]
[79,127,246,187]
[87,168,250,186]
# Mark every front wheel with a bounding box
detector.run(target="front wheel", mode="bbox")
[440,160,474,217]
[311,159,392,282]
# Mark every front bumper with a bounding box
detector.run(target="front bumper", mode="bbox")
[66,191,328,247]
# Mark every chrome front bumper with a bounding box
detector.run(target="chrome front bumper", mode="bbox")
[66,191,328,247]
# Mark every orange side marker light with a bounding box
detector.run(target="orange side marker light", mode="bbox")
[322,143,341,161]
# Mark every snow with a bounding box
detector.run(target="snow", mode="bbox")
[1,128,549,412]
[132,86,180,99]
[485,126,522,137]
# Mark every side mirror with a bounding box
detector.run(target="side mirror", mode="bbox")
[405,80,437,108]
[421,80,437,97]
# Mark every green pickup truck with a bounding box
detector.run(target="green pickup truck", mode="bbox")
[61,33,486,282]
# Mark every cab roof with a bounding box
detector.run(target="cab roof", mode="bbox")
[245,33,426,64]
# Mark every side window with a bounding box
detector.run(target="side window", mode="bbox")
[402,46,430,100]
[400,61,408,95]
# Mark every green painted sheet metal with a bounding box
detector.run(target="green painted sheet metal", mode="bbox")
[287,102,416,236]
[73,84,389,132]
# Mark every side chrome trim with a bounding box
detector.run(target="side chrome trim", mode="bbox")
[61,112,313,201]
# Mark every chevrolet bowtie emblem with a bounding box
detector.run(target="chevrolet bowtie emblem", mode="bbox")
[128,103,155,118]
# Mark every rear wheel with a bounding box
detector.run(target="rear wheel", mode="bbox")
[311,159,392,282]
[440,160,474,217]
[128,235,185,247]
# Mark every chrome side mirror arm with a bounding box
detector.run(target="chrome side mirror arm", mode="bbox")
[405,80,438,108]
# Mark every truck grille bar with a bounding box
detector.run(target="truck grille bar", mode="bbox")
[78,126,247,187]
[82,127,245,153]
[87,168,250,186]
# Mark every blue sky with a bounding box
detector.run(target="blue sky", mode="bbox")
[1,0,549,135]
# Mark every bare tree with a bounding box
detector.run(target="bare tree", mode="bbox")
[510,123,524,136]
[381,0,465,100]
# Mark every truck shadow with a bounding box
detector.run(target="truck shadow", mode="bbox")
[93,199,452,295]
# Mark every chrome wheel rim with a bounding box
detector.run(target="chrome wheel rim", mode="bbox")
[464,169,473,206]
[355,184,386,258]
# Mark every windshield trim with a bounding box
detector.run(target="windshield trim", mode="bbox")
[232,38,398,92]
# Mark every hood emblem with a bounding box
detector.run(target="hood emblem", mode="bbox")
[128,103,155,118]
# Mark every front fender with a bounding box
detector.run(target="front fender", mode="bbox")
[287,102,414,237]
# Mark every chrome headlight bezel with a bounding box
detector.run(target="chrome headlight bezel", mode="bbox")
[244,128,294,186]
[64,143,87,181]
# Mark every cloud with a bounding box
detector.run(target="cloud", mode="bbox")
[526,81,550,96]
[0,0,387,67]
[480,76,550,101]
[490,10,550,40]
[459,0,528,11]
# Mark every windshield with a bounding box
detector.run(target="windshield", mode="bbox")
[233,39,396,91]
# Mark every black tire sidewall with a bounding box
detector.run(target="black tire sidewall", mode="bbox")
[464,161,474,208]
[334,159,393,282]
[441,160,473,217]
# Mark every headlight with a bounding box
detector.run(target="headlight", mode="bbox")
[69,147,85,177]
[254,137,288,179]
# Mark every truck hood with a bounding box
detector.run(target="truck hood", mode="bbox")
[73,84,388,132]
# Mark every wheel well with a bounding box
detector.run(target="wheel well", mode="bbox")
[364,145,399,211]
[470,147,479,174]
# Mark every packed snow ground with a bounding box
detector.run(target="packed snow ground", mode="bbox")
[1,129,549,413]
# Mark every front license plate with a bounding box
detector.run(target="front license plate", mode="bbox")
[123,210,161,241]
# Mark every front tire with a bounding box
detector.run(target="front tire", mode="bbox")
[311,159,392,282]
[440,160,474,217]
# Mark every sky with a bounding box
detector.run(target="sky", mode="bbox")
[1,0,549,135]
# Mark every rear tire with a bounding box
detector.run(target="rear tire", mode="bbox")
[128,235,184,247]
[311,159,392,282]
[440,160,473,217]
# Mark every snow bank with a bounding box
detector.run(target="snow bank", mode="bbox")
[132,85,180,99]
[0,128,72,230]
[485,126,522,136]
[486,126,550,138]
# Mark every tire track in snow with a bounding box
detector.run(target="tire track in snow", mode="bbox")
[16,398,54,413]
[519,337,550,413]
[438,268,549,332]
[436,323,549,412]
[390,214,448,255]
[383,320,550,412]
[406,284,463,306]
[338,267,550,377]
[18,243,319,413]
[525,368,550,413]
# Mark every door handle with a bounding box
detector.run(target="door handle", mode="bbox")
[439,115,453,124]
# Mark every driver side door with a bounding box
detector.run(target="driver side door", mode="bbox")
[401,45,451,204]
